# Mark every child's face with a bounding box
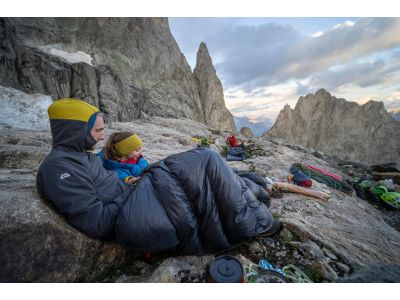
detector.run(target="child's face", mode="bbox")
[129,147,142,159]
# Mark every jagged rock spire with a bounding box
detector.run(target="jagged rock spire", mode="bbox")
[193,42,236,132]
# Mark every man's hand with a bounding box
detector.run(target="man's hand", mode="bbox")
[127,176,141,184]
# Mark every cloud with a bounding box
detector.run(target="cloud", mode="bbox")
[225,82,300,120]
[387,91,400,101]
[309,55,400,91]
[310,21,355,38]
[169,18,250,68]
[392,50,400,62]
[296,82,314,96]
[311,31,324,38]
[332,20,355,30]
[352,95,375,105]
[385,91,400,109]
[171,17,400,121]
[189,18,400,92]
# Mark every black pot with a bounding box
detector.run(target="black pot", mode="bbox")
[209,255,244,283]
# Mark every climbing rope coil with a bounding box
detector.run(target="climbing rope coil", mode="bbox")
[244,259,313,283]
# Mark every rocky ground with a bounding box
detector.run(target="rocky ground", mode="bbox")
[1,117,399,282]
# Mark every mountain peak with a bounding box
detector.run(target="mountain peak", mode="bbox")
[193,42,235,131]
[264,89,400,164]
[315,88,330,97]
[194,42,214,72]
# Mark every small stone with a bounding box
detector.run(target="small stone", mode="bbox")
[322,247,338,260]
[336,262,351,274]
[393,184,400,193]
[303,240,325,259]
[288,241,303,250]
[280,228,293,243]
[292,250,302,260]
[311,260,338,282]
[262,237,275,248]
[249,241,264,254]
[275,251,286,258]
[133,260,147,269]
[236,254,255,273]
[312,151,324,159]
[115,274,128,283]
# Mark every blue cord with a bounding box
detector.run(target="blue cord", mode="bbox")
[259,259,286,276]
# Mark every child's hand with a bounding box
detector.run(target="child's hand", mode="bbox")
[127,176,141,184]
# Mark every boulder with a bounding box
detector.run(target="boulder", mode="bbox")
[239,126,254,138]
[147,256,213,283]
[0,168,138,282]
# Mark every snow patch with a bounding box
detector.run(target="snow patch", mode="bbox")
[38,45,93,66]
[0,86,52,130]
[311,31,324,38]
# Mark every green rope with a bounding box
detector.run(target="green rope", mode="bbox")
[370,185,388,197]
[282,264,313,283]
[244,261,313,283]
[244,262,260,283]
[291,163,353,194]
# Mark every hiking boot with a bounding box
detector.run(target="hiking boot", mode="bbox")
[259,220,282,237]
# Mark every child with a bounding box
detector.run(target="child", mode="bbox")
[98,132,149,184]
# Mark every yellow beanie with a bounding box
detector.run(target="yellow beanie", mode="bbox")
[114,134,143,157]
[48,98,99,122]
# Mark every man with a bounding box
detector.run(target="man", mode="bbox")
[37,98,130,238]
[37,98,280,254]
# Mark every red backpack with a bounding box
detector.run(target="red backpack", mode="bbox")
[226,135,240,147]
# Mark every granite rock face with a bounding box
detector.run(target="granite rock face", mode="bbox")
[0,18,235,131]
[193,42,236,131]
[263,89,400,164]
[1,118,399,282]
[0,168,137,282]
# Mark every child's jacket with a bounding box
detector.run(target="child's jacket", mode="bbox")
[98,148,149,180]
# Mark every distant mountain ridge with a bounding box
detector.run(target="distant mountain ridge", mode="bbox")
[234,116,273,137]
[263,89,400,164]
[388,107,400,121]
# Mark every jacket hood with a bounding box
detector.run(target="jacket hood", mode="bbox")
[48,98,100,152]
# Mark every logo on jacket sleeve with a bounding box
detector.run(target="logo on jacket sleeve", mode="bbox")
[60,173,71,180]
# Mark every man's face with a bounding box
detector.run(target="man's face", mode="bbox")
[90,116,105,142]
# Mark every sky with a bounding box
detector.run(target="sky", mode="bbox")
[169,17,400,122]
